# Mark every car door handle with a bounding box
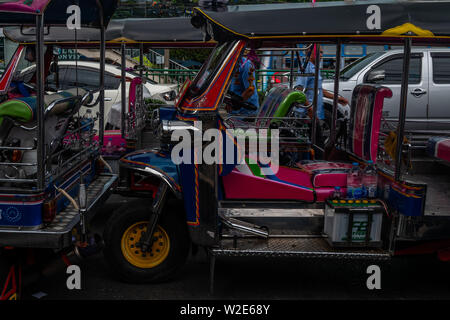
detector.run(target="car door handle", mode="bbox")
[104,97,112,101]
[410,88,427,97]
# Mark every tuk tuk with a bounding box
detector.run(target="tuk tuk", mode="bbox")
[4,17,215,174]
[0,0,118,300]
[102,1,450,293]
[100,17,216,172]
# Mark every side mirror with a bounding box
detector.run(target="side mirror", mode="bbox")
[366,69,385,83]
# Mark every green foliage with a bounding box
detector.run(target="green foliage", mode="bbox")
[170,48,213,65]
[145,98,167,110]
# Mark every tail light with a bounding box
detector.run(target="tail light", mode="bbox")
[10,150,22,163]
[43,199,57,224]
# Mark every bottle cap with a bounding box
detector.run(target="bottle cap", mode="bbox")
[340,200,346,204]
[352,162,359,166]
[348,200,354,204]
[367,160,373,164]
[355,200,361,204]
[335,186,340,190]
[363,200,368,204]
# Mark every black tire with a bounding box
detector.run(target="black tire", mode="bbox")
[103,200,190,283]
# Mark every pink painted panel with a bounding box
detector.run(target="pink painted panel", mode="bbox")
[222,170,314,201]
[275,166,313,188]
[93,130,127,155]
[370,87,392,161]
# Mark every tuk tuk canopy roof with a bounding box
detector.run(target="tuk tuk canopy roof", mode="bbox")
[0,0,118,27]
[4,17,215,47]
[192,0,450,44]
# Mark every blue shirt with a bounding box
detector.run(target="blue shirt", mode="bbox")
[294,61,324,120]
[229,58,260,115]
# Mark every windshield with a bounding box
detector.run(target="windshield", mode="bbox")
[188,41,238,97]
[340,51,384,80]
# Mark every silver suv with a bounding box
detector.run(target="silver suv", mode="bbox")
[323,48,450,133]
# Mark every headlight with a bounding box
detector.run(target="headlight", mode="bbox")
[162,90,177,101]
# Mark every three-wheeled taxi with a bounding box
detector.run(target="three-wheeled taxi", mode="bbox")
[98,17,216,171]
[103,1,450,293]
[0,0,118,300]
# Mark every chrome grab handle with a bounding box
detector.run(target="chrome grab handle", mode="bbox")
[410,88,427,97]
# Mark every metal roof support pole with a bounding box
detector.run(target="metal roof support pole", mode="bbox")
[99,25,106,147]
[330,40,342,145]
[139,42,144,78]
[36,13,45,190]
[310,43,321,148]
[121,42,127,138]
[289,50,294,89]
[394,37,411,181]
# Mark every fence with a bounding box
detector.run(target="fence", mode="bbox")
[143,68,335,91]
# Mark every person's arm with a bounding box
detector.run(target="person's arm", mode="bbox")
[323,88,349,105]
[241,61,256,101]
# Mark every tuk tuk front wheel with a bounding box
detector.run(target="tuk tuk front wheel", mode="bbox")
[103,201,190,283]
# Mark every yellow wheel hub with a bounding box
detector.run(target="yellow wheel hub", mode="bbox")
[121,221,170,268]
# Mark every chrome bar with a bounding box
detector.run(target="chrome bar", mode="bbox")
[36,14,45,190]
[0,145,36,151]
[99,25,106,147]
[289,50,294,89]
[0,178,37,183]
[0,162,36,166]
[310,44,320,147]
[330,40,342,145]
[395,38,411,181]
[121,42,127,139]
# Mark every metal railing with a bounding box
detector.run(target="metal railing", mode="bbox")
[143,68,335,91]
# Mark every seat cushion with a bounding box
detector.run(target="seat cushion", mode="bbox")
[296,160,353,188]
[427,136,450,162]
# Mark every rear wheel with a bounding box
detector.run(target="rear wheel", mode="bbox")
[103,200,190,283]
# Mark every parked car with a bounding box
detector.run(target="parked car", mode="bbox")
[22,61,178,129]
[322,48,450,133]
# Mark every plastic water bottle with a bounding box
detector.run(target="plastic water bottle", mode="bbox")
[347,162,363,199]
[363,160,378,199]
[332,186,343,200]
[105,138,114,155]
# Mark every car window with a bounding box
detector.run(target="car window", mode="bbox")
[369,55,422,84]
[46,66,67,90]
[62,66,99,90]
[105,73,120,90]
[61,66,119,90]
[431,53,450,84]
[340,52,384,80]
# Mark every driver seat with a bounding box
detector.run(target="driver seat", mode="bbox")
[226,86,306,129]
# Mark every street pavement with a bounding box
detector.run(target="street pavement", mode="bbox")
[23,195,450,300]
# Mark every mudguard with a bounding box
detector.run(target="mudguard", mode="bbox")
[120,149,182,199]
